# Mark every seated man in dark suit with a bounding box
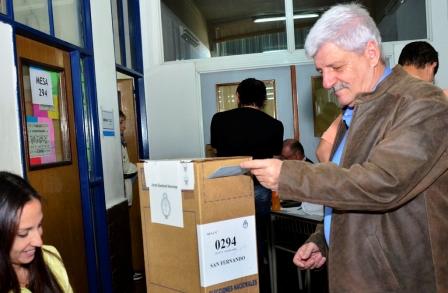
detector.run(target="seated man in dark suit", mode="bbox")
[281,139,313,163]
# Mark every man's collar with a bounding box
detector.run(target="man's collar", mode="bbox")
[354,65,402,105]
[374,67,392,90]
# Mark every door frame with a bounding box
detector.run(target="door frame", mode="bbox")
[117,66,149,159]
[71,51,112,293]
[16,35,92,292]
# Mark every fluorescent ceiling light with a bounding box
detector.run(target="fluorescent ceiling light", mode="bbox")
[293,13,319,20]
[254,13,319,23]
[254,16,286,23]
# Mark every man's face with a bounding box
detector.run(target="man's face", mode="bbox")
[119,116,126,135]
[281,145,294,160]
[281,145,303,160]
[314,42,378,107]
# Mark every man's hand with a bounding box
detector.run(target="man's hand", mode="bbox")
[293,242,326,270]
[240,159,283,191]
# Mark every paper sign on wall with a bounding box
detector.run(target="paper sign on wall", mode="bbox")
[28,120,52,157]
[32,96,59,119]
[197,216,258,287]
[101,110,114,136]
[30,67,53,106]
[26,116,56,165]
[47,96,60,119]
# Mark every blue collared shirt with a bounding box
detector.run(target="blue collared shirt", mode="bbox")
[323,67,392,245]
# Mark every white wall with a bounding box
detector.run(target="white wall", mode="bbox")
[430,0,448,89]
[147,61,204,159]
[90,0,126,208]
[0,22,23,176]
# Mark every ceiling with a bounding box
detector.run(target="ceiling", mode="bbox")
[192,0,336,23]
[163,0,399,45]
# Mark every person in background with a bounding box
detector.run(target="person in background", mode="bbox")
[210,78,283,293]
[281,139,313,163]
[315,114,341,163]
[119,110,138,207]
[316,40,447,163]
[281,139,323,216]
[398,40,439,83]
[398,41,448,96]
[0,171,72,293]
[241,3,448,292]
[119,111,143,282]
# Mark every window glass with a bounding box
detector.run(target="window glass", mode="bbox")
[14,0,50,34]
[53,0,84,46]
[122,0,134,69]
[161,0,286,61]
[111,0,122,65]
[160,0,427,60]
[1,0,6,14]
[293,0,427,49]
[111,0,138,69]
[81,59,94,176]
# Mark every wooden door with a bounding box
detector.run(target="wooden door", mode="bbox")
[117,78,145,272]
[16,35,89,292]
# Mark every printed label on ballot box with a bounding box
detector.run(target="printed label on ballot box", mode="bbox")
[196,216,258,287]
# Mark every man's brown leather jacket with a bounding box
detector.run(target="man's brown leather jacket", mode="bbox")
[280,66,448,292]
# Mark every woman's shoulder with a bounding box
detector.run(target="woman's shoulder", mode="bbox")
[42,245,61,256]
[42,245,63,265]
[42,245,73,293]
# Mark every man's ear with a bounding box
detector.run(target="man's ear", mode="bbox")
[364,40,381,67]
[429,62,437,72]
[423,62,437,82]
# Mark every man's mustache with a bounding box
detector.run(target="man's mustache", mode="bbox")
[330,82,350,94]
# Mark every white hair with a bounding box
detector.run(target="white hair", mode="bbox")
[304,3,382,58]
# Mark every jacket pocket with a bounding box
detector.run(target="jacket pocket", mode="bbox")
[365,235,400,291]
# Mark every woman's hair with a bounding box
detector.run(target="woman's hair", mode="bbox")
[304,3,383,59]
[236,78,267,109]
[0,171,63,293]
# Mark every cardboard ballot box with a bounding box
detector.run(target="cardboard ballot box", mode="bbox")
[137,157,259,293]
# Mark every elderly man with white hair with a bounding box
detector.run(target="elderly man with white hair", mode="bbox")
[241,3,448,292]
